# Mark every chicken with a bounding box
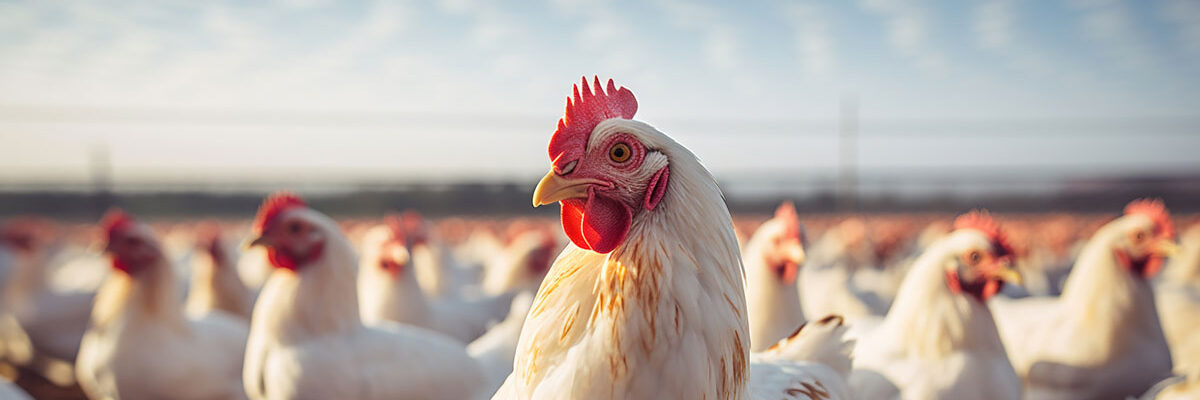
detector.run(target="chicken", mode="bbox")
[76,209,249,400]
[0,219,92,371]
[481,228,558,296]
[990,199,1176,399]
[242,193,491,400]
[849,211,1023,400]
[467,291,535,395]
[745,202,808,351]
[495,77,852,399]
[236,245,272,292]
[802,218,888,320]
[184,224,253,319]
[396,211,463,299]
[357,221,511,343]
[1155,223,1200,370]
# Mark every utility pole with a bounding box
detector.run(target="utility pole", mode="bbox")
[838,94,858,212]
[89,141,114,217]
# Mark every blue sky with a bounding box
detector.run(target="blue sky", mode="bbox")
[0,0,1198,190]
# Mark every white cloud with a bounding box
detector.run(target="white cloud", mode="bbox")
[971,0,1055,76]
[858,0,946,71]
[778,1,837,78]
[435,0,524,49]
[1160,0,1200,58]
[653,0,743,71]
[1066,0,1161,71]
[974,0,1013,49]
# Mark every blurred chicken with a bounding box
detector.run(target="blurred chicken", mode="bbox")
[0,219,92,384]
[990,199,1176,399]
[243,193,491,400]
[1155,223,1200,370]
[395,212,461,298]
[76,209,249,400]
[236,245,272,292]
[802,218,888,320]
[184,224,253,320]
[849,211,1023,400]
[467,291,535,395]
[357,220,512,343]
[480,228,558,296]
[745,202,808,351]
[497,77,852,399]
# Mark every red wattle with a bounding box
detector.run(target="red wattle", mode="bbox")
[580,190,632,254]
[781,263,799,285]
[1144,256,1165,278]
[560,199,587,251]
[557,190,632,254]
[111,257,131,274]
[267,248,297,271]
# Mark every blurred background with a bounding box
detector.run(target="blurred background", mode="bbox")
[1,0,1199,217]
[1,2,1199,398]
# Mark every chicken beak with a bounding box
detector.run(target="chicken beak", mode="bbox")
[244,235,271,250]
[992,261,1023,286]
[784,239,806,265]
[91,240,113,254]
[532,170,603,207]
[1153,239,1180,258]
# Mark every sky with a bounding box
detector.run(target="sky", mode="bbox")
[0,0,1198,192]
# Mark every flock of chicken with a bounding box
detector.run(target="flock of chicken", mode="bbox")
[0,77,1197,400]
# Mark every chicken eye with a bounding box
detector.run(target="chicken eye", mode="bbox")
[289,222,303,234]
[609,142,632,163]
[1132,231,1146,243]
[966,250,982,265]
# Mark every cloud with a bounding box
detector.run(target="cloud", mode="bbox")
[1160,0,1200,58]
[974,0,1013,49]
[971,0,1054,76]
[858,0,946,71]
[652,0,744,72]
[436,0,525,49]
[1066,0,1161,71]
[778,1,837,78]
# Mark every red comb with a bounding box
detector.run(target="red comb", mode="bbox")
[1125,198,1175,240]
[954,210,1014,258]
[383,214,406,240]
[100,208,135,242]
[253,192,307,234]
[547,76,637,172]
[774,202,801,240]
[195,222,222,248]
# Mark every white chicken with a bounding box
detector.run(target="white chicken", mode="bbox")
[849,211,1023,400]
[802,218,888,320]
[75,209,249,400]
[243,193,492,400]
[0,219,92,382]
[494,77,853,399]
[745,202,808,351]
[480,229,558,296]
[1155,223,1200,371]
[467,291,536,395]
[357,222,511,343]
[990,199,1177,399]
[236,245,272,292]
[185,225,253,320]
